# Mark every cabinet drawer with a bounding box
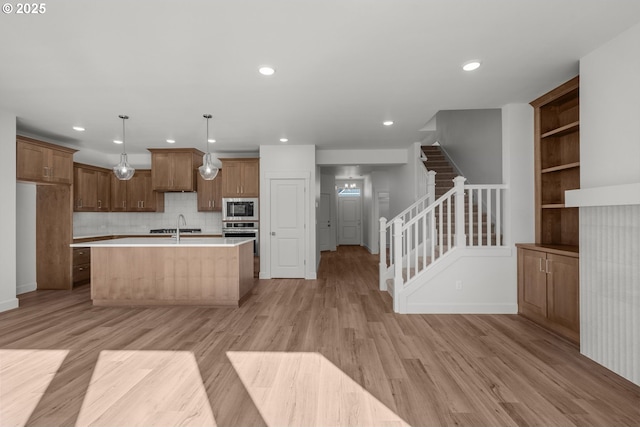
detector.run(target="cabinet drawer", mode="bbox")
[73,247,91,265]
[73,263,91,283]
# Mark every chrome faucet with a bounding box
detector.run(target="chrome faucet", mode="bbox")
[176,214,186,243]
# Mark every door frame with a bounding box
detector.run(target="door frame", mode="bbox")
[260,171,312,279]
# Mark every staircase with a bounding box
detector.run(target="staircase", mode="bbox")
[422,145,498,246]
[379,144,509,313]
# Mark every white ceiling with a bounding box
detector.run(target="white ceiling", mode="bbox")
[2,0,640,165]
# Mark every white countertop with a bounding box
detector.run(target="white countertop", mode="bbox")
[71,237,254,248]
[73,232,223,240]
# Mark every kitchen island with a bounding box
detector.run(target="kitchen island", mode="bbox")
[70,237,255,307]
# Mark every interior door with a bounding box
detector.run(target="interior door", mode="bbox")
[318,192,332,251]
[270,179,306,278]
[338,196,361,245]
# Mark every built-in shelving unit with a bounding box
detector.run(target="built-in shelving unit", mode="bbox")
[532,76,580,249]
[517,76,580,346]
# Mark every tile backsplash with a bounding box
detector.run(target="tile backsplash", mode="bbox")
[73,192,222,236]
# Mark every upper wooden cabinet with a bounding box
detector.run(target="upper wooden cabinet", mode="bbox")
[17,136,76,185]
[74,163,111,212]
[148,148,203,192]
[197,170,223,212]
[221,158,259,197]
[111,170,164,212]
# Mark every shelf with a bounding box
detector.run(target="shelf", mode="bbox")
[541,204,566,209]
[541,162,580,174]
[541,121,579,139]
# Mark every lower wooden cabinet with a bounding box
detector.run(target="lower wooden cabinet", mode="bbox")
[517,244,579,344]
[72,247,91,286]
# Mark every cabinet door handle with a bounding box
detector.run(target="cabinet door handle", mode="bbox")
[539,258,545,273]
[43,166,49,177]
[98,200,102,209]
[545,259,551,274]
[123,201,126,208]
[212,200,214,208]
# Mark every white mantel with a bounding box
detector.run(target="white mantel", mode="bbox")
[566,182,640,207]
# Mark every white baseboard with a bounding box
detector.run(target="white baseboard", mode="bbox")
[404,303,517,314]
[0,297,19,313]
[17,282,37,295]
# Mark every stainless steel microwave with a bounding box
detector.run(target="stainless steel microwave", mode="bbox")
[222,198,259,221]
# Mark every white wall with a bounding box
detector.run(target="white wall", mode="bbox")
[435,109,503,184]
[579,21,640,386]
[502,104,535,245]
[388,143,425,218]
[1,111,18,312]
[581,22,640,189]
[16,183,36,295]
[259,145,316,279]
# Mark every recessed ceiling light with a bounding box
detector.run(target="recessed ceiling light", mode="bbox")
[208,138,216,143]
[113,139,123,145]
[462,60,481,71]
[383,121,394,126]
[259,66,275,76]
[280,138,288,143]
[166,139,176,144]
[73,126,85,132]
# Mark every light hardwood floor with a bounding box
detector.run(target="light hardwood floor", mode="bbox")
[1,246,639,426]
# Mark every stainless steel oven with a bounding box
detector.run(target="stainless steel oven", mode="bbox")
[222,222,259,255]
[222,198,259,221]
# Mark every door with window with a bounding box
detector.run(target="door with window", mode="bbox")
[337,184,362,245]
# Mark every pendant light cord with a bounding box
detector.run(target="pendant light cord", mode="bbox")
[204,114,212,154]
[119,114,129,154]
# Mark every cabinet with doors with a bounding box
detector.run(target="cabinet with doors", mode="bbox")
[197,170,223,212]
[17,136,76,185]
[221,158,259,197]
[72,247,91,286]
[74,163,111,212]
[518,76,580,344]
[149,148,203,192]
[516,245,579,344]
[111,170,164,212]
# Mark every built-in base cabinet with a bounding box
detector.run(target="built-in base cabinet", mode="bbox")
[72,247,91,286]
[517,245,579,344]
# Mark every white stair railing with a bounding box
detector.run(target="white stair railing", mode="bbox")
[380,176,508,294]
[379,171,435,291]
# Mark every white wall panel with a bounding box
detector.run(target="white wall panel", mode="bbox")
[580,205,640,385]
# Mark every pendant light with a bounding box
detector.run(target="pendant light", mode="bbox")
[198,114,219,180]
[113,114,135,180]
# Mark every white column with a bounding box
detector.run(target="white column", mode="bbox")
[427,170,436,205]
[0,110,18,312]
[379,217,387,291]
[454,176,467,248]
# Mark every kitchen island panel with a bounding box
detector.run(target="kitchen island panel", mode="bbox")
[90,243,254,307]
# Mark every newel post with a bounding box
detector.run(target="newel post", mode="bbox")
[379,217,387,291]
[427,170,437,205]
[454,176,467,248]
[393,217,404,292]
